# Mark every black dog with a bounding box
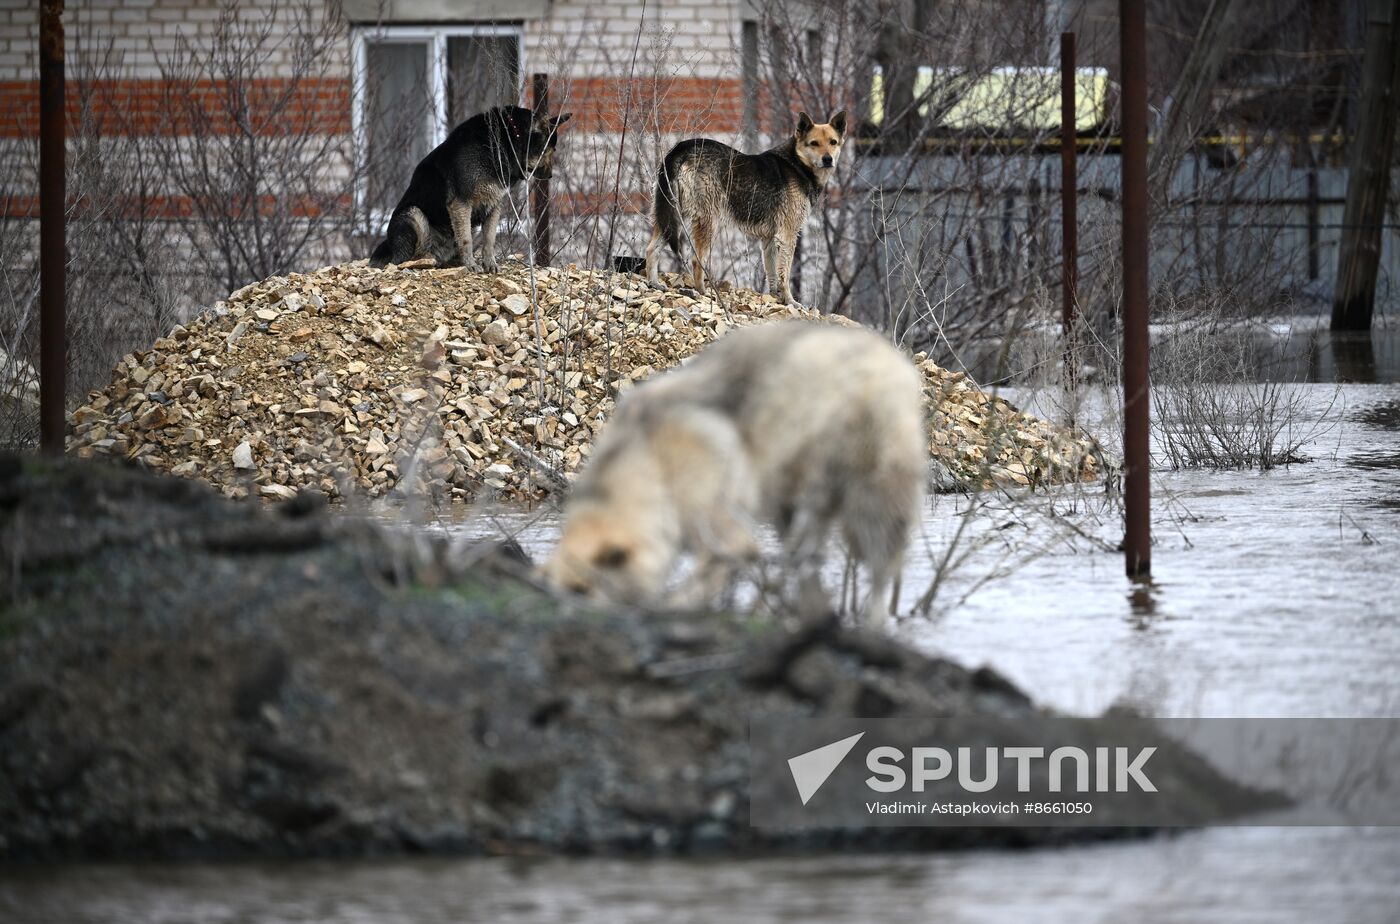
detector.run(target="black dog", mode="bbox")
[369,105,572,271]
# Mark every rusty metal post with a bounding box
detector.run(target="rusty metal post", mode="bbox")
[1060,32,1079,389]
[39,0,66,455]
[530,72,552,267]
[1120,0,1152,578]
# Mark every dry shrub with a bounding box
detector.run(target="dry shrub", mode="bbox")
[1150,301,1334,470]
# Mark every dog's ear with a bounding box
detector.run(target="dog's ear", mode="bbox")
[795,111,815,137]
[552,112,573,128]
[828,109,849,137]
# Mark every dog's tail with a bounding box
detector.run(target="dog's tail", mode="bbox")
[653,152,685,260]
[368,211,421,268]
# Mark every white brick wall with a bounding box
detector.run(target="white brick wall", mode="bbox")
[526,0,741,81]
[0,0,351,81]
[0,0,807,89]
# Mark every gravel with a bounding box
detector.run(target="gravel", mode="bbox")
[66,258,1102,503]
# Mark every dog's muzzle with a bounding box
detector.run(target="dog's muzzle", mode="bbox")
[821,155,834,167]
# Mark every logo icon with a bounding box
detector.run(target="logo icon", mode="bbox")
[788,732,865,805]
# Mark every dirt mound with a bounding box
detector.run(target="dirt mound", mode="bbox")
[0,457,1273,861]
[65,258,1100,501]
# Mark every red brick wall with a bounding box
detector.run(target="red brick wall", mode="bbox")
[0,74,750,138]
[0,78,350,137]
[556,76,744,135]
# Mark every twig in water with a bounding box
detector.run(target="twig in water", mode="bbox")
[502,435,573,493]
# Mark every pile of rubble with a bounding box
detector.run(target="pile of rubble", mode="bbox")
[67,258,1100,502]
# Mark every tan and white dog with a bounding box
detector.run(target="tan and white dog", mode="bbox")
[643,111,847,305]
[544,322,926,625]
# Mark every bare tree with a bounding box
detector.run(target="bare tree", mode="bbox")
[1147,0,1242,207]
[1332,0,1400,331]
[149,0,358,292]
[1,0,375,446]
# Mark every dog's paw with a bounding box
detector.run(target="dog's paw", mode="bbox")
[481,257,499,273]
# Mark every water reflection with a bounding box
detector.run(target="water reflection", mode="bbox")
[5,829,1399,924]
[1126,576,1161,622]
[1318,330,1379,384]
[1351,398,1400,430]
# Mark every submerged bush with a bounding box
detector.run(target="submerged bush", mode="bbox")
[1150,317,1332,471]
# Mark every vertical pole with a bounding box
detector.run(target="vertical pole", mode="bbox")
[1060,32,1079,384]
[1306,167,1320,281]
[39,0,66,456]
[530,72,552,267]
[1120,0,1151,578]
[1027,175,1042,276]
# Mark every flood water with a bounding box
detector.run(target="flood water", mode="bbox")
[5,379,1400,922]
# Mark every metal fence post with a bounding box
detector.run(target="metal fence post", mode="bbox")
[1060,31,1079,395]
[39,0,66,455]
[1120,0,1152,578]
[531,72,552,267]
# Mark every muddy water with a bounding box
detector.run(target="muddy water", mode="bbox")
[5,384,1399,922]
[5,827,1400,924]
[914,383,1400,720]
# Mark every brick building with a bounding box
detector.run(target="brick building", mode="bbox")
[0,0,832,272]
